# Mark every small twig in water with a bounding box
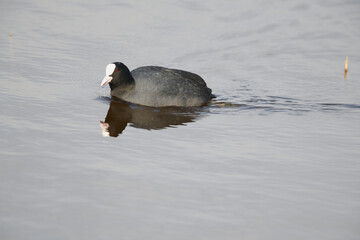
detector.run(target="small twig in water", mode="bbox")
[344,56,348,79]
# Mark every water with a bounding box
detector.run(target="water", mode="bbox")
[1,0,360,239]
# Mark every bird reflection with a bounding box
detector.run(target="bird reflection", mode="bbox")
[100,100,203,137]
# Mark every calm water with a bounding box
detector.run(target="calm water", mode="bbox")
[1,0,360,239]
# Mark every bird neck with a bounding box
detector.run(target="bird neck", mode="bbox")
[109,70,135,91]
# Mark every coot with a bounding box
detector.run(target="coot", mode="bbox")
[101,62,212,107]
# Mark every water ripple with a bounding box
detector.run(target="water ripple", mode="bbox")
[211,95,360,114]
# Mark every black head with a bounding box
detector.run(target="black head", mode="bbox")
[101,62,134,90]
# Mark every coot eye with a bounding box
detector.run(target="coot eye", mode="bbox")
[110,69,119,76]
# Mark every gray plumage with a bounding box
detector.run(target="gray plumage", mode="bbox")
[103,63,212,107]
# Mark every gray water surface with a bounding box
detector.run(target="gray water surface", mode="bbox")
[1,0,360,239]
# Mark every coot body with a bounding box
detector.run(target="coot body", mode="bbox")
[101,62,212,107]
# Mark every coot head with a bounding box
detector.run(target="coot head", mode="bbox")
[101,62,134,90]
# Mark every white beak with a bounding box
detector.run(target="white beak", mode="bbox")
[101,75,113,87]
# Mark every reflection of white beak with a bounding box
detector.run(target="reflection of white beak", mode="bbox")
[100,121,110,137]
[101,75,113,87]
